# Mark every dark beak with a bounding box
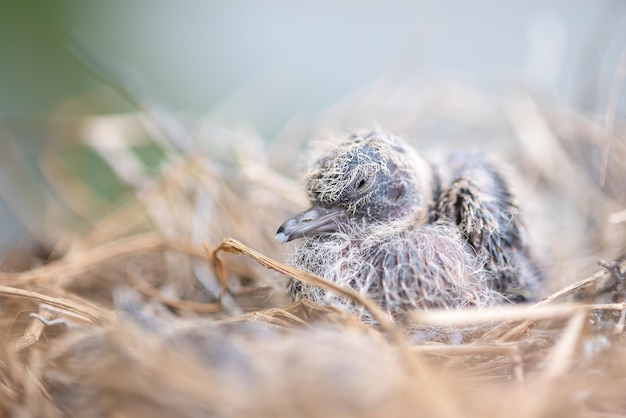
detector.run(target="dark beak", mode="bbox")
[275,204,346,243]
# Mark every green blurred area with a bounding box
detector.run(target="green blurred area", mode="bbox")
[0,2,89,116]
[1,1,415,123]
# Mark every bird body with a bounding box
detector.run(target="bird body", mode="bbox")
[276,131,542,318]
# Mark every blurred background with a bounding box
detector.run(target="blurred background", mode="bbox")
[0,0,625,282]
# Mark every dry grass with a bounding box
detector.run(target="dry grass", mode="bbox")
[0,56,625,417]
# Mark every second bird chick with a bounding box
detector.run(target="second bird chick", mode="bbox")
[276,131,542,319]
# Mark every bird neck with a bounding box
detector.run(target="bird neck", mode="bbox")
[427,161,444,223]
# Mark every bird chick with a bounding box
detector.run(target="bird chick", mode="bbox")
[276,131,541,318]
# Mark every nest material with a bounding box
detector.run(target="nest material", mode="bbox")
[0,74,625,417]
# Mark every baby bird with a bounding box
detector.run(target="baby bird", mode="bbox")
[275,131,542,318]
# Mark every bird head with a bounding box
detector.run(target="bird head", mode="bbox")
[276,131,434,243]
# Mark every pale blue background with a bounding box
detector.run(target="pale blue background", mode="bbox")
[0,0,624,244]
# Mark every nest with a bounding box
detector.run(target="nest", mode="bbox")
[0,64,625,417]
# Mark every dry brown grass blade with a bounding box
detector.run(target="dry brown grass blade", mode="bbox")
[214,300,338,326]
[205,238,402,342]
[0,232,204,285]
[126,272,220,313]
[414,302,626,328]
[536,267,613,305]
[412,304,581,327]
[540,309,587,380]
[14,309,56,351]
[517,310,590,418]
[409,343,518,356]
[249,306,312,327]
[476,263,622,343]
[201,242,229,302]
[410,343,527,382]
[494,256,624,342]
[492,304,623,345]
[614,308,626,333]
[0,285,114,326]
[609,208,626,224]
[249,312,300,328]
